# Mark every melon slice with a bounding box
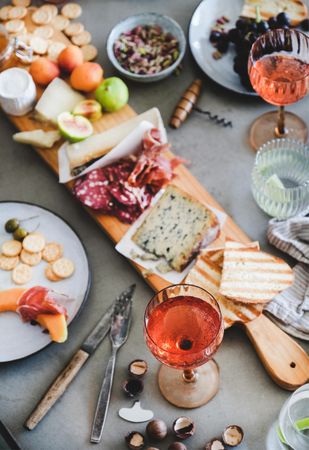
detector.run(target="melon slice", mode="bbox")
[36,313,68,343]
[0,288,26,312]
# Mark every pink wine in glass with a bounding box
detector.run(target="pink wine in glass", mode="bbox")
[249,54,309,106]
[145,295,221,370]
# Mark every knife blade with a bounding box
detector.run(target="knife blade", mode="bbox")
[24,285,135,431]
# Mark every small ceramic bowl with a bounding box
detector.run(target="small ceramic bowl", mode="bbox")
[107,12,186,83]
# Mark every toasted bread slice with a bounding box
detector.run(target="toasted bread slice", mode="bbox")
[201,240,260,268]
[185,251,263,328]
[241,0,308,26]
[219,241,294,304]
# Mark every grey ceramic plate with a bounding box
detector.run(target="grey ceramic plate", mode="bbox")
[189,0,257,96]
[0,202,91,362]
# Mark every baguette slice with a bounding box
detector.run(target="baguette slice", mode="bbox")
[185,250,263,328]
[132,185,219,272]
[200,240,260,268]
[241,0,308,26]
[219,241,294,304]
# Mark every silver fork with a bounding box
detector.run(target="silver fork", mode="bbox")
[90,284,135,444]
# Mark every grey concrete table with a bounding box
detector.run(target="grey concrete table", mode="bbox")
[0,1,308,449]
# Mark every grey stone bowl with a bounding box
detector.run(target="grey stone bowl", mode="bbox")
[107,12,186,83]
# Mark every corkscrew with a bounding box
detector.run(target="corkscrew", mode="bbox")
[169,79,232,129]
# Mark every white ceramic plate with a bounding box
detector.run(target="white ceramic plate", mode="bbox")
[0,202,90,362]
[189,0,257,96]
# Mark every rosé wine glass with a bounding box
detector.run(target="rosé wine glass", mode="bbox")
[248,28,309,150]
[144,284,224,408]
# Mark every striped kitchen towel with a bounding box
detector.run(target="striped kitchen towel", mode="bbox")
[265,217,309,340]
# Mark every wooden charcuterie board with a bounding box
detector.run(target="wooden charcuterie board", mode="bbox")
[6,10,250,293]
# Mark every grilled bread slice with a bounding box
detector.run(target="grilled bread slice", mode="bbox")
[132,185,219,272]
[219,241,294,304]
[185,249,263,329]
[241,0,308,26]
[201,240,260,268]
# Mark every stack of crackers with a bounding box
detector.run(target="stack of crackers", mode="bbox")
[186,239,294,327]
[0,232,75,285]
[0,1,98,62]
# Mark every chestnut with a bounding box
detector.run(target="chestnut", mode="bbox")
[205,438,226,450]
[123,378,144,397]
[168,443,187,450]
[146,419,167,441]
[125,431,145,449]
[173,416,195,440]
[222,425,244,447]
[129,359,148,378]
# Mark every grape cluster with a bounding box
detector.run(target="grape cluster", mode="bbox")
[209,12,309,90]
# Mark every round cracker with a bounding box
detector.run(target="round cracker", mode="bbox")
[2,240,22,257]
[81,44,97,61]
[51,14,69,31]
[47,41,66,60]
[42,242,63,263]
[64,21,84,37]
[61,2,82,19]
[40,4,58,18]
[8,6,27,20]
[45,263,61,282]
[22,232,46,253]
[18,32,31,44]
[20,249,42,266]
[5,19,25,33]
[71,30,91,46]
[12,0,31,6]
[52,257,74,279]
[34,25,54,40]
[0,6,13,21]
[12,263,32,285]
[30,35,48,54]
[0,254,19,271]
[32,7,52,25]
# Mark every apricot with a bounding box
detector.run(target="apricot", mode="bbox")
[70,62,103,92]
[58,45,83,74]
[30,58,60,86]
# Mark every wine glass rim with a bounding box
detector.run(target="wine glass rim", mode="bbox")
[253,138,309,192]
[144,283,224,357]
[249,28,309,83]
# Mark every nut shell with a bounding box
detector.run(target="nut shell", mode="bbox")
[168,443,187,450]
[146,419,167,441]
[125,431,145,449]
[123,378,144,397]
[222,425,244,447]
[205,439,226,450]
[173,416,195,440]
[128,359,148,378]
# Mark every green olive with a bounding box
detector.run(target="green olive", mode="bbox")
[5,218,20,233]
[13,227,28,241]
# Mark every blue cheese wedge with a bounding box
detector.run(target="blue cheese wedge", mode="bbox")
[132,185,220,272]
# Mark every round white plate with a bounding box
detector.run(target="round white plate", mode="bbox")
[0,202,91,362]
[189,0,257,96]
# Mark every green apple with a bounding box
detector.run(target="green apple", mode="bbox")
[95,77,129,112]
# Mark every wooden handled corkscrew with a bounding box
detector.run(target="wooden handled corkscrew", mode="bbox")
[169,79,232,129]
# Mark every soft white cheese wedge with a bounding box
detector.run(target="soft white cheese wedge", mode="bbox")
[35,78,84,124]
[13,130,61,148]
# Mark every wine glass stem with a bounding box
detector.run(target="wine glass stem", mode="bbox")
[183,369,197,383]
[275,106,287,137]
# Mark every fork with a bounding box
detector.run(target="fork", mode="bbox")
[90,285,134,444]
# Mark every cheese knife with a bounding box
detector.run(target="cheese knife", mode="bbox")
[24,285,136,431]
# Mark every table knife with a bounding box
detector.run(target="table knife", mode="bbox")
[25,285,135,431]
[91,284,134,444]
